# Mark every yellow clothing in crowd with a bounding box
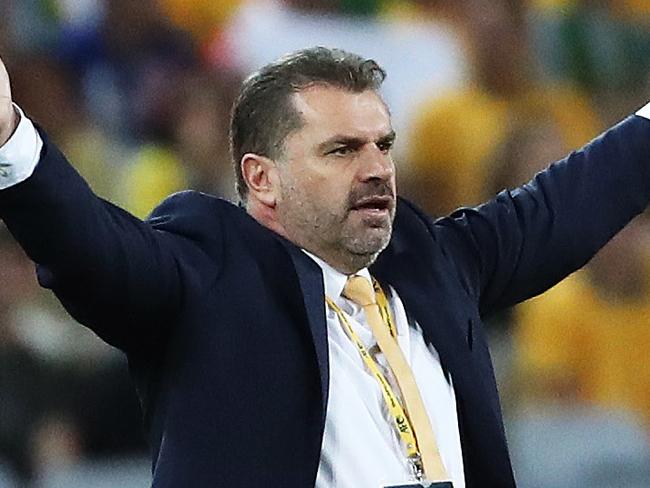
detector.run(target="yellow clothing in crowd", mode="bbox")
[407,85,600,215]
[160,0,242,40]
[118,145,188,219]
[514,271,650,426]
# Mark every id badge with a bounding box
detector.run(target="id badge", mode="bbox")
[384,483,453,488]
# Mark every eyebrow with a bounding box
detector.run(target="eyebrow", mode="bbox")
[377,130,397,145]
[318,130,396,152]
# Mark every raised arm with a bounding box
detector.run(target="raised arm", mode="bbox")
[430,107,650,316]
[0,56,203,354]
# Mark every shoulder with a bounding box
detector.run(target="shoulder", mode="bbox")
[391,197,466,258]
[393,196,474,248]
[145,190,245,256]
[147,190,235,219]
[393,196,474,245]
[393,197,436,240]
[147,190,239,227]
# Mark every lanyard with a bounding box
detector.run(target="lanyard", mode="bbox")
[326,281,425,480]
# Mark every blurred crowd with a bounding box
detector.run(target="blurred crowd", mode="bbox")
[0,0,649,486]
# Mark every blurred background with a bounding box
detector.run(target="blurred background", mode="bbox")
[0,0,650,486]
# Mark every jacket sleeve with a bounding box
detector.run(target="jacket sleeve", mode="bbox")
[0,131,214,354]
[431,114,650,316]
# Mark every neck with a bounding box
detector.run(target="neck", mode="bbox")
[304,247,376,275]
[319,249,376,275]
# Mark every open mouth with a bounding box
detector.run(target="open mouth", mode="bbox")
[351,196,393,214]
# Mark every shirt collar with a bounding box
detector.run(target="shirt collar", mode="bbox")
[302,250,372,299]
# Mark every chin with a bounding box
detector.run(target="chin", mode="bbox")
[346,230,391,257]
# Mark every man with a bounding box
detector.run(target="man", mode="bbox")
[0,47,649,488]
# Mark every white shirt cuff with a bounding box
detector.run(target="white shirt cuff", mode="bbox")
[636,101,650,121]
[0,104,43,190]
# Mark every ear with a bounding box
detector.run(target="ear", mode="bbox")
[241,153,281,208]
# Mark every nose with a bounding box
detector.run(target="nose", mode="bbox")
[357,144,394,182]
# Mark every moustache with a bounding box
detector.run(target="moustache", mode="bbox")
[347,182,395,210]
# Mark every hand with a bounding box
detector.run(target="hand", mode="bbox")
[0,56,18,147]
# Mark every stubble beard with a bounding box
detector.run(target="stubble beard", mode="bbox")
[336,215,393,270]
[280,195,394,273]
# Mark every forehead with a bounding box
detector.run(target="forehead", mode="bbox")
[291,85,392,140]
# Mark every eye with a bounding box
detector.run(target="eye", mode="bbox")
[328,146,355,156]
[377,140,394,154]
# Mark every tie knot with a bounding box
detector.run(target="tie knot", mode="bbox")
[343,275,376,307]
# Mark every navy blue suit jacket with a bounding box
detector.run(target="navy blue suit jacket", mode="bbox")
[1,114,650,487]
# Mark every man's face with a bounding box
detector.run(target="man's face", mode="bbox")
[274,85,396,272]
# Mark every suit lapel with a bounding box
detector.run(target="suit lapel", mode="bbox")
[284,244,330,419]
[234,212,330,418]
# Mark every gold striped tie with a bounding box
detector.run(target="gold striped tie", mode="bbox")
[343,275,449,481]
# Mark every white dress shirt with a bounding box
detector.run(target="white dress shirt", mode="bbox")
[637,102,650,121]
[0,106,42,189]
[307,253,465,488]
